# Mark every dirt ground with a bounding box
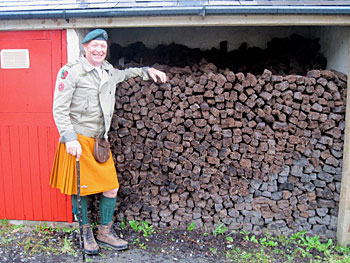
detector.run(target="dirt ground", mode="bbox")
[0,220,343,263]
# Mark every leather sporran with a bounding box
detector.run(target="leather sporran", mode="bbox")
[93,138,110,163]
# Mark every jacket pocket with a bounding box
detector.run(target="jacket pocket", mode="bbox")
[80,99,89,117]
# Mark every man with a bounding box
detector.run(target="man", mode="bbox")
[50,29,166,254]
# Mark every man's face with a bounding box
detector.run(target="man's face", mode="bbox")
[83,39,108,67]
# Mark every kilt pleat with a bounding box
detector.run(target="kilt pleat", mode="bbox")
[50,134,119,196]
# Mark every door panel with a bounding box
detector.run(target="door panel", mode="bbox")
[0,30,72,222]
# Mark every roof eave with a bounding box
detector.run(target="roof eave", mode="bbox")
[0,6,350,20]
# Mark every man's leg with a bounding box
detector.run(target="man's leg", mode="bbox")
[96,188,128,250]
[72,195,99,254]
[72,195,88,224]
[99,188,118,225]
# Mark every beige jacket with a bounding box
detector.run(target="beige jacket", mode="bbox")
[53,56,149,142]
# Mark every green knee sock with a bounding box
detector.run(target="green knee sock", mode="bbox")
[100,195,117,226]
[72,195,88,225]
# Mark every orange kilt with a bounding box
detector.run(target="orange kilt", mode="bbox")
[50,134,119,196]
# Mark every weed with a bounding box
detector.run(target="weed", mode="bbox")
[133,237,141,245]
[62,226,76,234]
[226,236,234,242]
[133,237,147,250]
[225,250,232,259]
[296,246,312,258]
[0,236,16,245]
[301,235,333,257]
[187,222,196,232]
[60,237,77,256]
[286,254,294,262]
[91,222,98,229]
[139,242,147,250]
[241,251,253,259]
[274,233,290,244]
[35,222,55,234]
[243,233,258,244]
[335,244,350,254]
[120,218,127,230]
[240,230,250,236]
[0,219,9,227]
[0,219,24,235]
[226,247,244,261]
[255,248,272,263]
[290,230,306,243]
[290,231,334,258]
[209,247,218,255]
[213,222,228,237]
[260,237,278,247]
[129,220,154,237]
[250,235,258,244]
[22,235,58,255]
[12,224,24,230]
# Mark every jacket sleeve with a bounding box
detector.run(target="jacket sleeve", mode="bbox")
[114,67,150,83]
[52,65,78,143]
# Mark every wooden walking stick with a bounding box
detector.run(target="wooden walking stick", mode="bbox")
[76,158,86,262]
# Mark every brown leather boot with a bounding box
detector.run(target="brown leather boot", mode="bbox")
[96,222,128,250]
[82,224,99,255]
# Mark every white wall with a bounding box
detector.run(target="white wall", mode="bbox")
[311,26,349,74]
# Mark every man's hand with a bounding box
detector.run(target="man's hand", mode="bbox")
[148,68,167,83]
[66,140,82,159]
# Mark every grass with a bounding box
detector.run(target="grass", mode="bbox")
[223,230,350,263]
[0,219,78,260]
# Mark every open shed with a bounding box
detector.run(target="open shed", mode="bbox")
[1,0,350,245]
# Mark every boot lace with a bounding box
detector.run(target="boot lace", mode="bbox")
[108,225,119,239]
[85,227,95,243]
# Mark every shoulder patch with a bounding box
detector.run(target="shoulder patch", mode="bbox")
[61,69,69,79]
[58,82,65,91]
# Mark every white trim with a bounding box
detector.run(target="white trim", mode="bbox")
[66,29,80,62]
[1,15,350,31]
[337,31,350,246]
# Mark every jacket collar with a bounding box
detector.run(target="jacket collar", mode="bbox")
[80,56,114,72]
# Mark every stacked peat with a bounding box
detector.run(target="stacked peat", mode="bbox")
[108,61,347,238]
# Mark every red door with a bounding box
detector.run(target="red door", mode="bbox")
[0,30,72,222]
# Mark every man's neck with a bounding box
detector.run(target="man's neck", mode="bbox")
[84,56,103,67]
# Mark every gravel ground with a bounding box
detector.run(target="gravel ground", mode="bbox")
[0,220,337,263]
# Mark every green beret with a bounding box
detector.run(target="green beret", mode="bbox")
[82,29,108,44]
